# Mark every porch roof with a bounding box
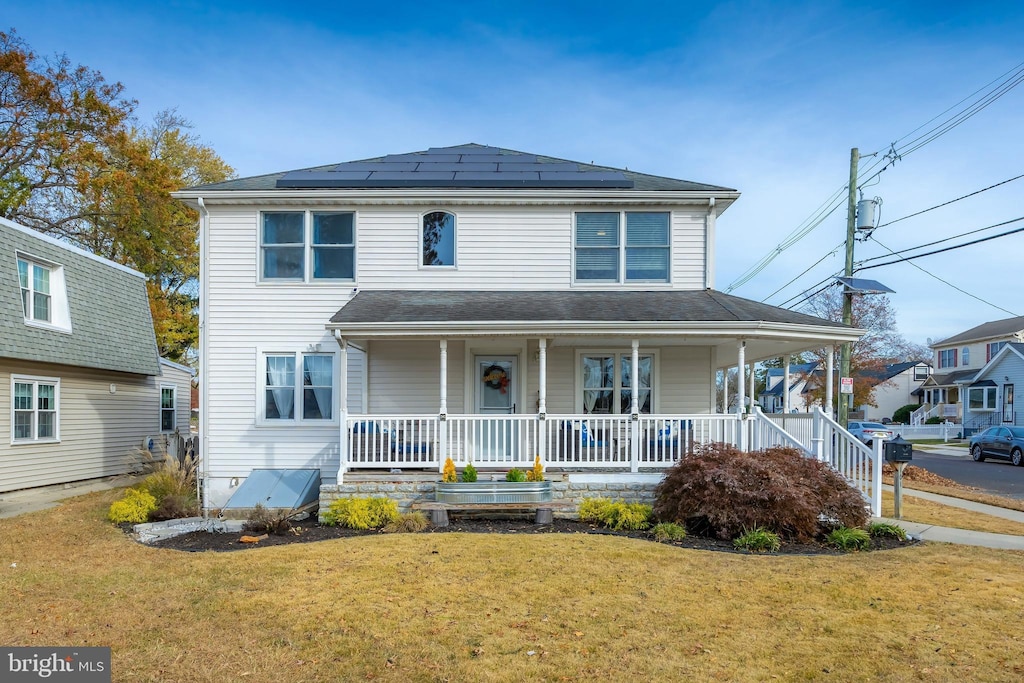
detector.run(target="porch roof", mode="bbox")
[327,290,862,362]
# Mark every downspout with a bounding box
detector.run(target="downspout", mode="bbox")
[705,197,716,290]
[197,197,210,516]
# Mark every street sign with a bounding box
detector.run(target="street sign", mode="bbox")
[840,377,853,394]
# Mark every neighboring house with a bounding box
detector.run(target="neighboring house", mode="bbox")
[173,144,864,511]
[0,217,193,493]
[759,362,820,413]
[916,316,1024,424]
[856,361,931,421]
[958,342,1024,433]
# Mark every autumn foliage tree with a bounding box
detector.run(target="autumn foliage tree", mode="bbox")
[798,287,929,411]
[0,30,233,362]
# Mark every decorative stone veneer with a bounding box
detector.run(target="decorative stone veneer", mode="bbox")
[318,477,659,521]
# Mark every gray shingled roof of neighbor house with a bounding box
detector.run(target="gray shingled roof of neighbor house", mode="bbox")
[933,315,1024,346]
[0,219,160,376]
[184,144,737,193]
[329,290,852,328]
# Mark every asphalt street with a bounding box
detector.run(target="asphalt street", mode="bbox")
[910,449,1024,500]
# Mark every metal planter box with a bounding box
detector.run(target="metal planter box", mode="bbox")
[435,481,552,504]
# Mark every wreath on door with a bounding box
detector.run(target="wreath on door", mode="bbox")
[482,364,510,394]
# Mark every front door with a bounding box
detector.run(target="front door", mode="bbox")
[1004,384,1014,423]
[475,356,518,460]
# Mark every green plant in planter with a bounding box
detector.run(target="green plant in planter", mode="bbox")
[826,526,872,551]
[442,457,457,483]
[505,468,527,482]
[461,462,478,483]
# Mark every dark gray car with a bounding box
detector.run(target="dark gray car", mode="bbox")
[970,426,1024,466]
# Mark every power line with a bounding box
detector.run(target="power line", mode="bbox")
[877,173,1024,228]
[761,241,844,303]
[856,217,1024,271]
[858,215,1024,266]
[869,236,1019,317]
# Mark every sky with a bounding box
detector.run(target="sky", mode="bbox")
[6,0,1024,349]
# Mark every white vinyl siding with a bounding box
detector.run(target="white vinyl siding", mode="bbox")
[367,340,465,414]
[0,359,191,493]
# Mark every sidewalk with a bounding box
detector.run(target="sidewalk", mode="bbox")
[876,485,1024,550]
[0,474,141,520]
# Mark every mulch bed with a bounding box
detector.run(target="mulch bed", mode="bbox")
[148,517,917,556]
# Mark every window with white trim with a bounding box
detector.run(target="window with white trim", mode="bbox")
[422,211,456,266]
[260,211,355,282]
[968,385,998,411]
[160,386,176,432]
[962,347,970,366]
[261,352,334,422]
[987,341,1007,362]
[938,349,957,369]
[12,376,59,442]
[17,257,52,322]
[913,365,930,381]
[581,353,653,414]
[574,211,670,283]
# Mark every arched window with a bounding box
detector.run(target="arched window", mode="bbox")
[422,211,456,266]
[962,347,970,366]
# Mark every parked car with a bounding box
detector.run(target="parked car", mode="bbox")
[847,421,894,446]
[969,426,1024,466]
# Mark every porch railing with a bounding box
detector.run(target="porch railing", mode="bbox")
[810,407,882,516]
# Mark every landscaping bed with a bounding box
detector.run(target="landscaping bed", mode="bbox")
[148,516,917,555]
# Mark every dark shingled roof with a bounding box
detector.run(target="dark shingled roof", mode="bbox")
[330,290,849,328]
[926,369,978,387]
[859,360,930,382]
[187,144,736,193]
[933,315,1024,347]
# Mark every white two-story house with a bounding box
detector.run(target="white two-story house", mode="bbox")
[174,144,868,512]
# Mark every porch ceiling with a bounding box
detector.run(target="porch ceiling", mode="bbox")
[327,290,863,364]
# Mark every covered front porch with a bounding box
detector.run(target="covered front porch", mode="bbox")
[326,290,881,514]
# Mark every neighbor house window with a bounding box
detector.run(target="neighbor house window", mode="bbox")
[938,349,957,369]
[262,352,334,423]
[575,212,670,283]
[18,257,51,322]
[968,385,998,411]
[160,386,176,432]
[913,365,930,381]
[581,353,654,414]
[962,347,970,366]
[987,341,1007,362]
[11,376,59,442]
[261,211,356,282]
[422,211,456,266]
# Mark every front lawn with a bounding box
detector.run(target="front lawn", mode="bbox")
[1,491,1023,682]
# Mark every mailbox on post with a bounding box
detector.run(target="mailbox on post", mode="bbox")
[884,435,913,463]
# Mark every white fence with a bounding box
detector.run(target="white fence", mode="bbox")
[889,422,960,441]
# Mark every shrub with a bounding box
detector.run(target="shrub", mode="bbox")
[868,521,907,540]
[108,488,158,524]
[651,522,687,542]
[925,416,943,425]
[826,526,872,551]
[891,404,919,424]
[505,468,527,482]
[382,511,429,533]
[243,503,293,535]
[526,455,544,482]
[322,497,400,529]
[653,443,869,542]
[461,462,478,483]
[733,527,782,553]
[442,457,457,483]
[576,498,652,531]
[150,494,200,522]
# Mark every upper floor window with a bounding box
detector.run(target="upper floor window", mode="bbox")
[261,352,335,423]
[160,386,176,432]
[938,349,957,369]
[18,257,51,322]
[575,211,670,283]
[913,365,930,381]
[422,211,456,267]
[962,347,970,366]
[12,376,59,443]
[987,341,1007,362]
[261,211,355,282]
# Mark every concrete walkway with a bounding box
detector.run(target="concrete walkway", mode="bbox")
[0,474,141,519]
[876,485,1024,550]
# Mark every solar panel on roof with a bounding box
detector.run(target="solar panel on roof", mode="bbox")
[429,146,502,155]
[454,171,540,180]
[383,154,461,162]
[416,162,498,172]
[455,154,537,163]
[332,162,417,171]
[368,171,456,180]
[496,162,579,172]
[277,171,372,187]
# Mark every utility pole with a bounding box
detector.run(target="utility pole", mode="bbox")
[838,148,859,428]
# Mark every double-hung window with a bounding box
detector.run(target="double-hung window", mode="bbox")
[581,353,654,414]
[968,385,998,411]
[574,211,670,283]
[12,376,59,443]
[987,341,1007,362]
[160,386,176,432]
[938,349,957,369]
[18,257,51,323]
[913,365,930,381]
[262,352,335,423]
[261,211,355,282]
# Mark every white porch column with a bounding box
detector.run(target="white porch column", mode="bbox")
[630,339,640,472]
[336,333,349,481]
[826,345,835,418]
[737,341,746,450]
[439,339,448,470]
[538,338,547,415]
[783,355,791,413]
[722,370,728,412]
[748,362,755,411]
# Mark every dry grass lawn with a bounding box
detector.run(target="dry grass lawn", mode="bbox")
[2,490,1024,682]
[881,490,1024,535]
